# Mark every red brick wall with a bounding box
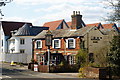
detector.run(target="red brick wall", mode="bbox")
[33,38,81,60]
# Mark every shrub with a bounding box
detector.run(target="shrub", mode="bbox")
[50,64,79,73]
[76,49,88,67]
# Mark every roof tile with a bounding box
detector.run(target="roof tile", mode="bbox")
[43,19,64,30]
[86,23,100,27]
[34,27,94,39]
[15,24,49,36]
[1,21,32,36]
[102,23,115,29]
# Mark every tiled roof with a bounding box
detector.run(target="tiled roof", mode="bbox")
[43,19,64,30]
[118,27,120,30]
[15,24,49,36]
[67,22,72,27]
[86,23,100,27]
[101,28,115,35]
[34,27,94,39]
[67,22,100,28]
[102,23,115,29]
[1,21,32,36]
[15,24,34,36]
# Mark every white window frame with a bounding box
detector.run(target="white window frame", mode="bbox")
[52,39,61,49]
[66,38,76,49]
[35,40,42,49]
[69,55,76,65]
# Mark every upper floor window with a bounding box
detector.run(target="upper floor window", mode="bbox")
[20,38,25,45]
[2,40,3,46]
[52,39,61,49]
[66,38,76,49]
[20,49,25,53]
[36,40,42,49]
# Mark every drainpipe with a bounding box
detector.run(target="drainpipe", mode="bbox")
[87,32,89,63]
[87,32,89,53]
[32,39,35,61]
[63,38,66,55]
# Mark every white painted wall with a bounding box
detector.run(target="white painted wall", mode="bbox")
[0,26,9,61]
[0,25,2,61]
[0,26,4,54]
[0,26,9,54]
[9,36,33,63]
[0,53,27,63]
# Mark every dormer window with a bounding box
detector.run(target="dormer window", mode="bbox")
[36,40,42,49]
[52,39,61,49]
[66,38,76,49]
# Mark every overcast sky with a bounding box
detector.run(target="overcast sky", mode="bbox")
[0,0,112,26]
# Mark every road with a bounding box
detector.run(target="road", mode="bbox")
[1,63,97,80]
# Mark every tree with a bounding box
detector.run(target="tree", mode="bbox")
[105,0,120,22]
[76,49,88,67]
[94,46,108,67]
[107,34,120,76]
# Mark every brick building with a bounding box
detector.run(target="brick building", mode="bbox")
[33,11,119,66]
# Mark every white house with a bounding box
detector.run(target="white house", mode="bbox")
[0,21,32,61]
[8,24,49,63]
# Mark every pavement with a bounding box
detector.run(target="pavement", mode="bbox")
[1,63,101,80]
[2,62,79,78]
[16,64,79,78]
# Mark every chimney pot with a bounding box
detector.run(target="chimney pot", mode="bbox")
[73,11,75,15]
[78,11,80,15]
[76,11,77,15]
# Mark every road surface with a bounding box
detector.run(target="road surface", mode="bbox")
[1,62,97,80]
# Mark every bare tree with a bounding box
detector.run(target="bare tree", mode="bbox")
[105,0,120,22]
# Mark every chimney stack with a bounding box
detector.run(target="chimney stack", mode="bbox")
[71,11,85,29]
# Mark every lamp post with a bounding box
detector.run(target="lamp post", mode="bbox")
[45,30,53,72]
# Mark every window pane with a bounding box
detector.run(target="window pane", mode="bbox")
[68,39,74,48]
[37,40,42,48]
[54,40,59,48]
[54,40,60,48]
[20,38,25,45]
[20,49,25,53]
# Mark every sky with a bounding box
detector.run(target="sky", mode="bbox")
[0,0,113,26]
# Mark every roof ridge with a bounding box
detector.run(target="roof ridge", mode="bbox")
[15,24,34,36]
[44,19,64,24]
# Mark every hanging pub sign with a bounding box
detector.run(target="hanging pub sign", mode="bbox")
[45,30,53,46]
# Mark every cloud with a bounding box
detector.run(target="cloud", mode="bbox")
[4,0,109,26]
[14,0,102,5]
[34,1,107,24]
[2,16,33,24]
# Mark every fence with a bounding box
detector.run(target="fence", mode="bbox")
[0,53,28,63]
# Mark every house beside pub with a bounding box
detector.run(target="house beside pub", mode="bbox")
[0,21,32,61]
[8,24,49,63]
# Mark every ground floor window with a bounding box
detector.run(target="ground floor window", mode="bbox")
[37,55,45,65]
[89,53,94,63]
[20,49,25,53]
[51,55,61,65]
[36,53,63,65]
[68,55,76,65]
